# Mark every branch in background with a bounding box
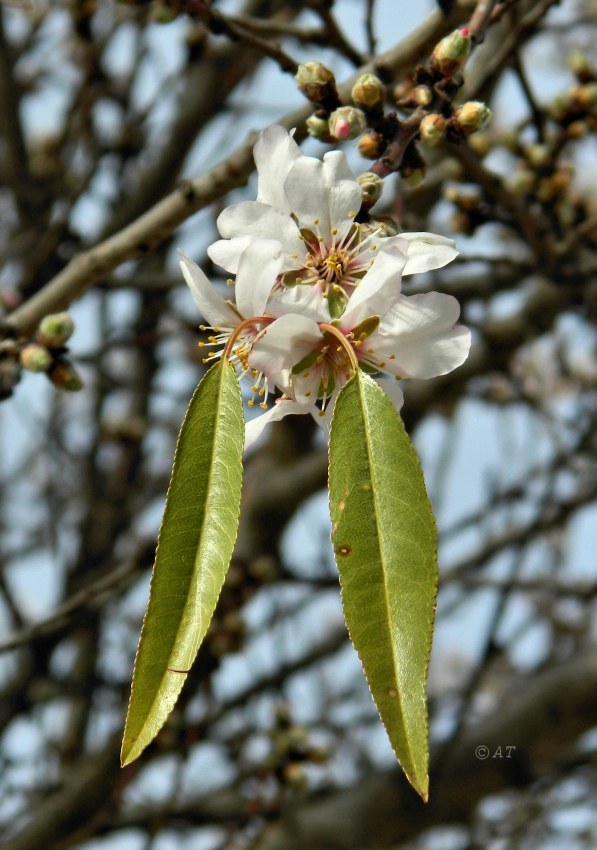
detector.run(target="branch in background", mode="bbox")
[1,1,474,338]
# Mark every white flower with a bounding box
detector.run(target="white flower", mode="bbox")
[249,242,471,432]
[179,240,313,448]
[207,125,459,321]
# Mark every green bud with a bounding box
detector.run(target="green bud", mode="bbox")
[306,112,332,141]
[525,143,551,169]
[419,113,446,147]
[568,50,592,80]
[20,343,53,373]
[351,74,384,109]
[38,312,75,348]
[357,130,385,159]
[357,172,384,207]
[431,28,471,77]
[504,168,536,197]
[295,62,337,104]
[49,361,83,392]
[549,93,572,121]
[328,106,367,141]
[453,101,492,135]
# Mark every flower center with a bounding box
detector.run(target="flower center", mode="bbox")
[279,221,385,313]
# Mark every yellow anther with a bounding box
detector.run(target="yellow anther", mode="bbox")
[389,354,396,360]
[226,279,234,286]
[259,388,265,396]
[367,348,374,354]
[348,210,357,218]
[260,401,268,409]
[198,342,205,347]
[314,218,320,225]
[248,399,255,407]
[331,227,338,235]
[251,385,258,392]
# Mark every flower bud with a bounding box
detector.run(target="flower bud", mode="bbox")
[306,112,332,141]
[431,28,471,77]
[549,93,572,121]
[49,361,83,392]
[328,106,367,141]
[412,85,432,107]
[38,312,75,348]
[574,82,597,108]
[467,131,491,157]
[20,343,53,373]
[351,74,384,109]
[295,62,337,104]
[419,113,446,147]
[453,101,492,135]
[357,172,384,207]
[504,168,536,196]
[525,143,551,169]
[357,130,385,159]
[565,120,588,140]
[568,50,592,81]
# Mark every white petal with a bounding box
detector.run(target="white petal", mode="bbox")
[254,125,303,211]
[284,157,331,235]
[322,151,362,231]
[267,282,330,323]
[374,292,471,379]
[398,232,459,275]
[208,236,252,274]
[235,240,283,318]
[249,313,321,377]
[245,397,314,450]
[215,201,300,255]
[342,242,407,328]
[178,252,239,327]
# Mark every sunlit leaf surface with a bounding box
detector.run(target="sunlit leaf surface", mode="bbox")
[121,361,244,766]
[329,371,437,800]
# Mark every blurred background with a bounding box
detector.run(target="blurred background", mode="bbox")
[0,1,596,848]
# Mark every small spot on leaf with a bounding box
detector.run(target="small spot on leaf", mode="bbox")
[336,545,352,557]
[388,688,397,698]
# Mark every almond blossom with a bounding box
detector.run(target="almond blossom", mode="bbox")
[179,240,314,448]
[207,125,458,321]
[180,126,471,448]
[248,242,471,432]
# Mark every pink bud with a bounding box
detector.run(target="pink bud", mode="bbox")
[335,119,351,140]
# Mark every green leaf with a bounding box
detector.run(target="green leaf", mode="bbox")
[328,371,437,800]
[121,360,244,766]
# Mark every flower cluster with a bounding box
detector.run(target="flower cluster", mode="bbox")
[180,126,471,448]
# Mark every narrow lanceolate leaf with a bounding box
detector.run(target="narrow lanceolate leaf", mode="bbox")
[328,371,437,800]
[121,361,244,767]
